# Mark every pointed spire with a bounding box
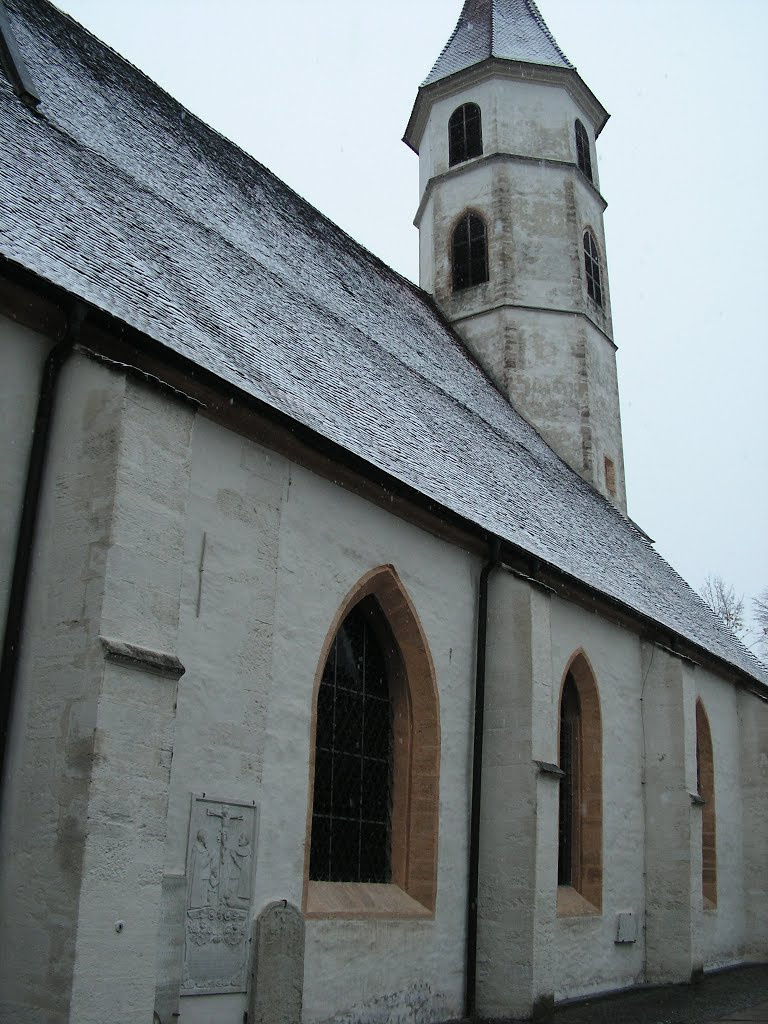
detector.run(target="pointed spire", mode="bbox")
[424,0,573,87]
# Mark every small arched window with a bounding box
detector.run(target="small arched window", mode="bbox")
[696,700,717,907]
[557,653,602,912]
[575,119,593,182]
[449,102,483,167]
[452,212,488,292]
[583,230,603,307]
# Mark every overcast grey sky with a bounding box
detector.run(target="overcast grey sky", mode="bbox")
[57,0,768,625]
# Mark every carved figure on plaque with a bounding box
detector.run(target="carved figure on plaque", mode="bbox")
[182,796,259,995]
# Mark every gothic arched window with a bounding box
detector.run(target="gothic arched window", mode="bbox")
[449,102,483,167]
[575,119,593,182]
[557,653,602,912]
[696,699,717,906]
[583,230,603,307]
[452,212,488,292]
[306,567,440,916]
[558,674,581,887]
[310,598,393,883]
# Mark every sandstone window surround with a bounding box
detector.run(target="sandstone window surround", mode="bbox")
[575,118,593,183]
[557,652,603,916]
[452,211,489,292]
[448,101,483,167]
[303,566,440,919]
[583,229,604,308]
[695,698,718,908]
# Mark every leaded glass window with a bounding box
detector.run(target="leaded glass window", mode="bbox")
[449,103,483,167]
[558,673,581,886]
[575,119,593,183]
[309,598,393,884]
[452,212,488,292]
[583,229,603,307]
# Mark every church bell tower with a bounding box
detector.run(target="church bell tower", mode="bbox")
[404,0,627,512]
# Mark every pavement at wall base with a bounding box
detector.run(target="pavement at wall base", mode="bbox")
[443,962,768,1024]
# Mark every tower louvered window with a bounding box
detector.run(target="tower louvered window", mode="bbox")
[309,599,393,884]
[452,212,488,291]
[575,119,593,182]
[583,230,603,307]
[449,103,483,166]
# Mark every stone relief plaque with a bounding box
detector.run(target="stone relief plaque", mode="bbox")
[182,795,259,995]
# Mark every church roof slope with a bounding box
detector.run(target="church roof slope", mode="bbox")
[1,0,765,689]
[424,0,573,87]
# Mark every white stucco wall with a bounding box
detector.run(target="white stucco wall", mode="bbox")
[167,417,478,1024]
[1,340,762,1023]
[547,598,646,1000]
[693,667,746,970]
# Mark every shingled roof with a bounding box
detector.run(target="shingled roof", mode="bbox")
[424,0,574,87]
[1,0,765,688]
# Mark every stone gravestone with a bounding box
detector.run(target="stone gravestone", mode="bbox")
[181,795,259,995]
[248,901,305,1024]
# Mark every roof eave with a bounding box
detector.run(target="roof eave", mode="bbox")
[404,58,610,154]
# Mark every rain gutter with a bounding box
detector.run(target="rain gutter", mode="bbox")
[0,303,83,817]
[465,537,501,1019]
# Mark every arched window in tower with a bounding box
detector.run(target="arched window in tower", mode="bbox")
[449,102,483,167]
[557,653,602,912]
[575,119,593,182]
[583,230,603,307]
[452,212,488,291]
[696,699,717,907]
[306,566,440,916]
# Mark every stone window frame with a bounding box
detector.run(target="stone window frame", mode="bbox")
[303,565,440,919]
[556,650,603,916]
[695,698,718,908]
[575,118,593,183]
[451,209,489,292]
[448,101,483,167]
[583,228,604,308]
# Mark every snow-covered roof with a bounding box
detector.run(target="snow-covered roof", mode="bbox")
[1,0,765,688]
[424,0,574,87]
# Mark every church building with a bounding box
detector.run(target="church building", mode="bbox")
[1,1,766,1022]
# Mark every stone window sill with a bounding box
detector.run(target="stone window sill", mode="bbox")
[703,896,718,913]
[305,881,433,920]
[557,885,600,918]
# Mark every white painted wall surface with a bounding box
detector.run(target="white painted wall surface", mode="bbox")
[548,599,646,1000]
[170,421,477,1024]
[0,354,130,1023]
[693,667,746,970]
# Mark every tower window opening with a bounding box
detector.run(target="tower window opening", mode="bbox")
[575,119,593,182]
[583,230,603,307]
[449,103,483,167]
[310,598,393,883]
[452,212,488,292]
